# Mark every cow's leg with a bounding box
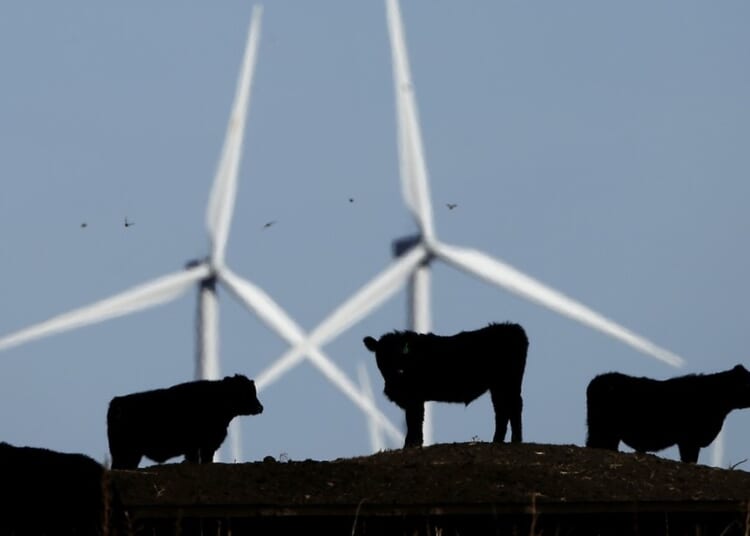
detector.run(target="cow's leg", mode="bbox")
[198,446,217,464]
[584,402,619,451]
[585,426,620,451]
[508,392,523,443]
[489,389,512,443]
[403,403,425,448]
[111,451,141,470]
[198,433,226,463]
[184,449,200,464]
[678,444,700,463]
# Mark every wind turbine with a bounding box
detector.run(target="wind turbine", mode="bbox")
[0,5,403,458]
[252,0,686,448]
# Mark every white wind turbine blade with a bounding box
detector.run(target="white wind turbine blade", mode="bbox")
[306,345,404,444]
[358,361,387,452]
[251,241,425,417]
[433,242,685,368]
[220,272,371,457]
[254,345,306,392]
[251,248,428,442]
[308,244,429,349]
[218,266,306,347]
[251,338,405,444]
[206,6,263,264]
[386,0,435,241]
[0,264,211,352]
[254,342,404,444]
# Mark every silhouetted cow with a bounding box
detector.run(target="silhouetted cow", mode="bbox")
[363,322,528,448]
[586,365,750,463]
[107,374,263,469]
[0,442,116,535]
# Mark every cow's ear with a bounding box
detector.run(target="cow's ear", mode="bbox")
[363,336,378,353]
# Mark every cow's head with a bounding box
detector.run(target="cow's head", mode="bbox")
[363,332,419,403]
[222,374,264,416]
[726,365,750,409]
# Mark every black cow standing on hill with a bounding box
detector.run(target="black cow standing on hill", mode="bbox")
[107,374,263,469]
[363,322,528,448]
[0,441,122,535]
[586,365,750,463]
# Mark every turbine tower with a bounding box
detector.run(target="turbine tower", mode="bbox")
[0,5,403,458]
[252,0,686,448]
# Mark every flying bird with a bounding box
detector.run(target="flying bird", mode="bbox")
[124,217,135,228]
[80,222,87,228]
[262,220,276,230]
[446,203,458,210]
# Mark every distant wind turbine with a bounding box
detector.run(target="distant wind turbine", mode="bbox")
[251,0,686,448]
[0,5,402,458]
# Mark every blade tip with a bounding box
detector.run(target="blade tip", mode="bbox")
[664,353,686,368]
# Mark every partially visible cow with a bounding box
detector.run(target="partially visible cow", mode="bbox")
[586,365,750,463]
[0,442,120,535]
[107,374,263,469]
[363,322,528,448]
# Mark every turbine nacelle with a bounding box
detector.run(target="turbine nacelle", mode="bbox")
[185,257,219,290]
[185,258,207,270]
[392,234,436,267]
[392,233,422,256]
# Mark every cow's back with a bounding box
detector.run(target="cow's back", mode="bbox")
[418,323,527,403]
[109,381,211,425]
[108,384,203,461]
[587,372,714,452]
[107,388,178,438]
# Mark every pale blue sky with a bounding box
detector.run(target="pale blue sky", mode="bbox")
[1,1,749,466]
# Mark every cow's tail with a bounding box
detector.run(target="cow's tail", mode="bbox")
[508,323,529,372]
[106,398,120,429]
[585,376,616,449]
[106,398,124,460]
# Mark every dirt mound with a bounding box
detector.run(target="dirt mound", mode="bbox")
[114,442,750,507]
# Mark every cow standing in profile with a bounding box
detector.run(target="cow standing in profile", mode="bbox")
[363,322,528,448]
[586,365,750,463]
[107,374,263,469]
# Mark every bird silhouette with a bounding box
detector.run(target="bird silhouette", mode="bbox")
[80,222,87,228]
[262,220,276,230]
[124,217,135,228]
[446,203,458,210]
